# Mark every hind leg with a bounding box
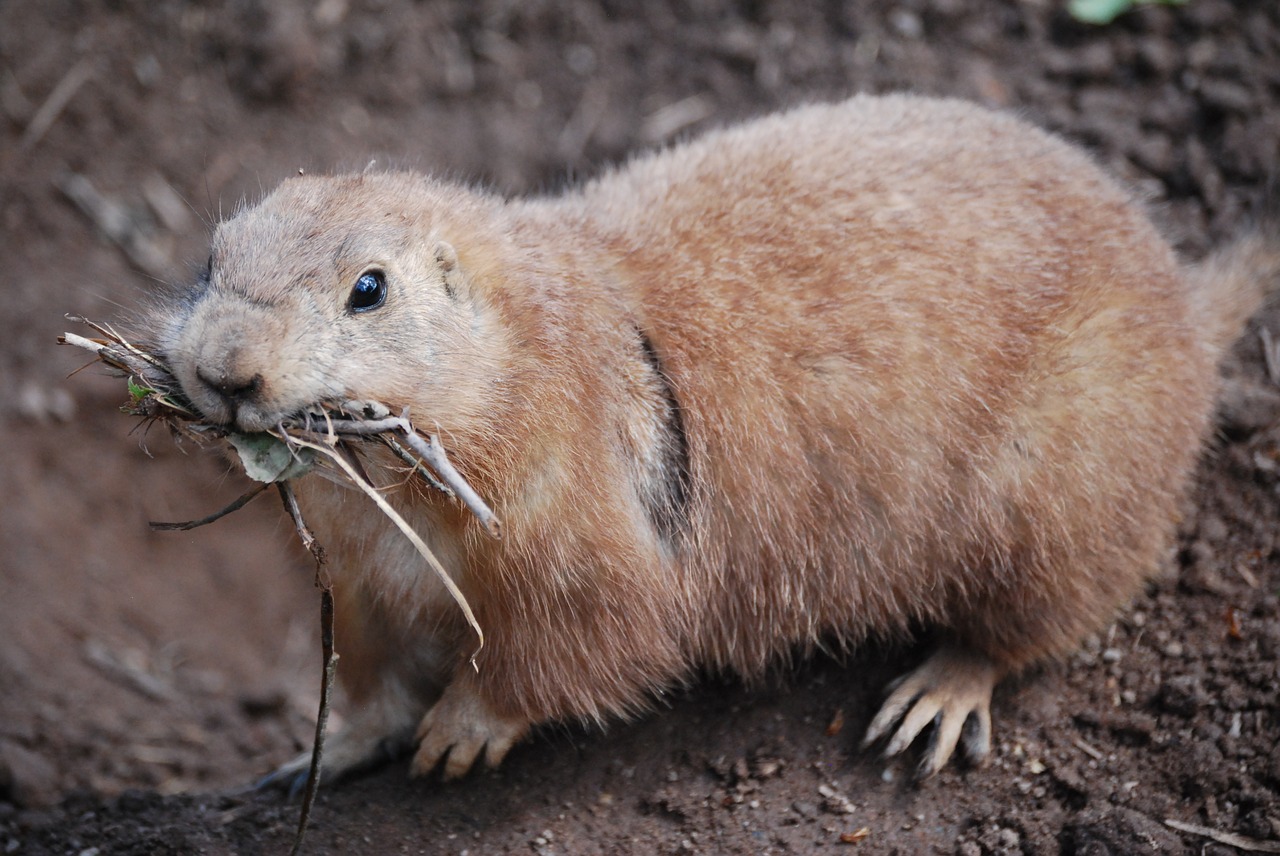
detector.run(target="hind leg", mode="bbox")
[861,644,1001,777]
[259,682,421,792]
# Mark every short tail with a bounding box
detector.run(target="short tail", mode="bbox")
[1186,215,1280,358]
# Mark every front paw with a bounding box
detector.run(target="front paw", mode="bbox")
[411,681,530,780]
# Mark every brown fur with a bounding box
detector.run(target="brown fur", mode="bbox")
[154,94,1276,780]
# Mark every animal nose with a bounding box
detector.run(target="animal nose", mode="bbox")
[196,366,263,406]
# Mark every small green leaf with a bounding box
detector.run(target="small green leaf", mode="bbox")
[1068,0,1134,24]
[1069,0,1188,25]
[127,377,153,402]
[228,432,315,483]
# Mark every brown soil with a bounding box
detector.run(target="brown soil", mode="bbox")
[2,1,1278,854]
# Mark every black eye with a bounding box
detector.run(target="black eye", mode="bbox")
[349,270,387,313]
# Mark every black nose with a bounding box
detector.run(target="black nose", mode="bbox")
[197,366,263,407]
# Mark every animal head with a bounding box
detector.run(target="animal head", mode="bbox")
[158,173,503,433]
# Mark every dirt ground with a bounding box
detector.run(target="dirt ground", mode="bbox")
[1,1,1278,853]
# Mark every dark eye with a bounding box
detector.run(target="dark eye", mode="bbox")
[348,270,387,313]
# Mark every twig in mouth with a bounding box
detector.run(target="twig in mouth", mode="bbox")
[316,412,501,537]
[288,432,485,668]
[278,481,334,856]
[382,435,455,498]
[149,482,272,531]
[399,428,502,539]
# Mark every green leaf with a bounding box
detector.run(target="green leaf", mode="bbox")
[228,432,315,483]
[127,377,154,402]
[1069,0,1189,25]
[1068,0,1134,24]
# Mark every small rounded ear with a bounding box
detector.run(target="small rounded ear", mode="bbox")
[434,241,459,272]
[434,241,465,300]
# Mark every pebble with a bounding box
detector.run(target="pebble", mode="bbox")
[1198,79,1254,114]
[1127,133,1175,177]
[791,800,818,820]
[1136,37,1180,77]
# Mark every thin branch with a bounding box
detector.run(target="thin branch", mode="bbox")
[21,58,94,151]
[278,482,335,856]
[398,429,502,539]
[1261,326,1279,385]
[289,434,484,668]
[382,435,455,498]
[1164,819,1280,853]
[278,481,327,574]
[149,482,271,531]
[290,415,499,537]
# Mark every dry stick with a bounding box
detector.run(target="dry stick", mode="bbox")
[278,482,334,856]
[278,481,326,569]
[149,482,271,531]
[60,329,190,413]
[401,431,501,539]
[60,330,136,368]
[21,57,94,151]
[322,415,500,538]
[288,434,485,668]
[382,435,454,498]
[1262,326,1280,385]
[1163,819,1280,853]
[65,318,167,374]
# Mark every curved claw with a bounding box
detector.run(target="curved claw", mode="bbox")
[252,762,311,800]
[411,682,530,780]
[862,646,1000,777]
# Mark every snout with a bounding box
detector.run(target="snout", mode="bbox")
[167,300,298,432]
[191,356,268,427]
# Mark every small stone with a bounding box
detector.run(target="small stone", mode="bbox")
[1215,379,1280,438]
[1158,674,1205,716]
[753,757,781,779]
[889,9,923,39]
[997,827,1020,848]
[1128,133,1175,177]
[792,800,818,820]
[1136,37,1179,77]
[1198,78,1254,114]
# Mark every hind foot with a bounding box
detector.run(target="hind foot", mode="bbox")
[256,691,419,795]
[861,645,1000,777]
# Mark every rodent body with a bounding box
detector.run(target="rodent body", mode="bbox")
[157,94,1276,779]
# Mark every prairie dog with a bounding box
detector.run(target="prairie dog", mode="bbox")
[156,94,1276,780]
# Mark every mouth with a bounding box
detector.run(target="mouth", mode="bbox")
[253,399,394,434]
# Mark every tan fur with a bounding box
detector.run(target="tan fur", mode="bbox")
[154,94,1273,780]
